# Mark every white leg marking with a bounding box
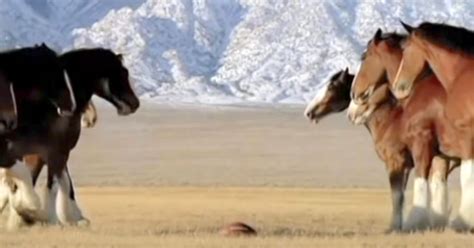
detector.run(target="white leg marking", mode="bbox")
[56,171,86,225]
[404,177,430,231]
[39,183,58,224]
[429,172,449,229]
[453,159,474,231]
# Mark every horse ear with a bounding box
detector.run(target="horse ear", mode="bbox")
[373,28,383,45]
[117,54,124,62]
[400,20,414,34]
[338,68,349,82]
[343,67,349,77]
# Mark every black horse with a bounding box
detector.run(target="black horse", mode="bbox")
[0,44,76,229]
[8,48,139,226]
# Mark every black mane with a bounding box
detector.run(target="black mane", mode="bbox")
[417,22,474,55]
[61,48,117,59]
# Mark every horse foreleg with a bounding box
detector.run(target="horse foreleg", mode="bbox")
[23,154,58,224]
[387,163,407,232]
[50,154,87,226]
[404,140,433,232]
[429,156,449,230]
[64,166,88,226]
[454,158,474,231]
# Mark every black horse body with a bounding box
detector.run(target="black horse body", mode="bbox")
[12,48,140,224]
[0,44,75,166]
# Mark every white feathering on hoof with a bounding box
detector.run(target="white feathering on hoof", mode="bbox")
[39,184,58,224]
[404,177,430,231]
[453,160,474,231]
[429,171,449,229]
[56,171,88,225]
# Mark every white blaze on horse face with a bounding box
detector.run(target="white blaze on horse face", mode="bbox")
[304,83,329,119]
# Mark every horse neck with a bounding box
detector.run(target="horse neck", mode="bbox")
[425,43,472,91]
[365,102,399,141]
[61,57,96,113]
[66,69,95,113]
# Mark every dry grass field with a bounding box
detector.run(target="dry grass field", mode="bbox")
[0,102,471,247]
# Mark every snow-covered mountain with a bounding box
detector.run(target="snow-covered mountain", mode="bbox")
[2,0,474,104]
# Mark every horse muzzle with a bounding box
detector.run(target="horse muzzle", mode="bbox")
[392,80,412,99]
[0,114,17,134]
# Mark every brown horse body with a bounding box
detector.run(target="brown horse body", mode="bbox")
[348,31,461,231]
[306,70,414,231]
[392,22,474,231]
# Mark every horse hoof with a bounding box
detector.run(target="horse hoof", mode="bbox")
[77,218,90,227]
[450,216,473,233]
[384,228,402,234]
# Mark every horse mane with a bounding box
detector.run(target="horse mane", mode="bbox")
[61,48,119,62]
[379,32,407,46]
[361,32,407,60]
[417,22,474,55]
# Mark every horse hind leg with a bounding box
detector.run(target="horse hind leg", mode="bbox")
[429,156,449,230]
[386,163,408,232]
[452,158,474,232]
[403,140,432,232]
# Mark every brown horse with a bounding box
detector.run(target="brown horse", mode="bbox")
[392,22,474,231]
[306,69,413,232]
[348,30,462,231]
